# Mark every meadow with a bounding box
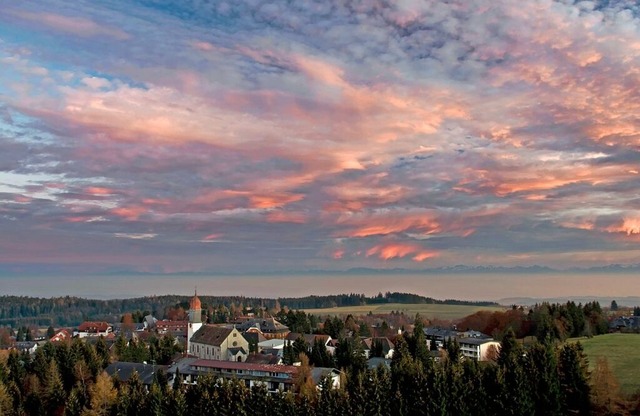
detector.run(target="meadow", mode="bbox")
[571,333,640,395]
[301,302,505,320]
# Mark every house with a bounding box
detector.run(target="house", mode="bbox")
[367,357,391,370]
[243,331,267,353]
[189,325,249,362]
[311,367,342,389]
[285,333,333,353]
[49,329,72,343]
[105,361,169,387]
[14,341,38,354]
[75,322,113,338]
[168,358,297,393]
[245,353,282,365]
[458,338,501,362]
[234,317,290,339]
[609,316,640,331]
[362,337,394,359]
[258,338,286,351]
[155,320,188,335]
[167,357,340,393]
[423,327,459,349]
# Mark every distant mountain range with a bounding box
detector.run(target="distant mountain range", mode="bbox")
[1,263,640,276]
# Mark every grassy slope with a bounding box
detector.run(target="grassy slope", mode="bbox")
[571,333,640,395]
[301,303,505,320]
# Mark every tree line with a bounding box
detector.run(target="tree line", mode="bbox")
[0,292,497,328]
[458,301,610,341]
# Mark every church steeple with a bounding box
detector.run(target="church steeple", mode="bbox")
[187,288,203,355]
[189,289,202,322]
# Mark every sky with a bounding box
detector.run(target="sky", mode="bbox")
[1,0,640,276]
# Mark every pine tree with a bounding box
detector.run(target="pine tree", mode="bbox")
[43,359,66,416]
[0,379,14,416]
[89,372,117,416]
[95,336,111,369]
[293,354,317,401]
[558,343,591,415]
[526,342,562,415]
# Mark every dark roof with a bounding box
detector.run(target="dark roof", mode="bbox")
[105,361,168,385]
[367,357,391,370]
[362,337,394,353]
[228,347,247,356]
[311,367,341,384]
[235,318,289,333]
[245,353,282,365]
[243,331,267,345]
[286,333,331,344]
[191,326,234,346]
[423,328,458,339]
[15,341,37,350]
[458,338,497,346]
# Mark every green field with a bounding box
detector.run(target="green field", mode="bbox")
[570,333,640,394]
[301,303,505,320]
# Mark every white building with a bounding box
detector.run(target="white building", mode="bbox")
[458,338,501,361]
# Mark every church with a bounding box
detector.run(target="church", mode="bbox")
[186,290,249,362]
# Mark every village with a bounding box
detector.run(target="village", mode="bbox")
[3,291,506,394]
[3,291,640,414]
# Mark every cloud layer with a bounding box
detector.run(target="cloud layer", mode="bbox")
[1,0,639,274]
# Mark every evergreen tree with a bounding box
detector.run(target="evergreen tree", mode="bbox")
[0,379,14,416]
[558,343,591,415]
[95,336,111,368]
[166,386,188,416]
[363,367,392,416]
[292,336,310,360]
[497,329,534,415]
[526,342,562,415]
[89,372,117,416]
[246,383,271,416]
[310,338,334,368]
[43,359,66,416]
[65,384,85,416]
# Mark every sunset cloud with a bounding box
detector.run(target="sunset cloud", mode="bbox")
[1,0,640,274]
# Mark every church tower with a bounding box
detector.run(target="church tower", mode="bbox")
[187,289,203,356]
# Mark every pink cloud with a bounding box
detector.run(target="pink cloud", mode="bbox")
[8,9,129,40]
[265,210,307,224]
[109,206,148,220]
[606,217,640,236]
[336,212,441,238]
[366,243,437,262]
[84,186,115,196]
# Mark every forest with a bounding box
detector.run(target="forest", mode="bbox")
[1,318,639,415]
[0,292,497,328]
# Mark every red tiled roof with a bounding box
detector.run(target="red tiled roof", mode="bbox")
[191,359,297,374]
[50,329,71,342]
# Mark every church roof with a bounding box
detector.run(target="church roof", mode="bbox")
[191,326,235,346]
[189,290,201,310]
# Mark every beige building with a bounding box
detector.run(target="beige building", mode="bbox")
[189,326,249,362]
[458,338,500,361]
